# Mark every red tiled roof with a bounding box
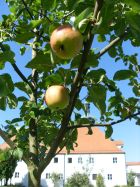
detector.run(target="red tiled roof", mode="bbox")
[60,127,124,154]
[0,127,124,154]
[126,162,140,166]
[0,142,10,150]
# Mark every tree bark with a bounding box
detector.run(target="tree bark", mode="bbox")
[28,165,41,187]
[27,39,40,187]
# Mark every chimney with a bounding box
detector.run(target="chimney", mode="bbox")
[85,102,90,117]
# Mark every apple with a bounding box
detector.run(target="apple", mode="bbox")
[44,85,69,110]
[50,25,83,59]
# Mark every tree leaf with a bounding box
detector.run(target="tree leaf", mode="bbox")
[86,51,99,68]
[7,94,18,109]
[74,7,93,27]
[0,74,14,96]
[113,70,137,80]
[44,74,64,86]
[0,50,15,69]
[124,0,140,12]
[87,69,106,83]
[14,32,34,43]
[88,85,106,114]
[13,148,23,160]
[105,126,113,139]
[0,97,6,111]
[26,51,54,72]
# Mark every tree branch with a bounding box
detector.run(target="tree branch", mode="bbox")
[97,31,128,58]
[67,111,140,130]
[12,63,35,91]
[21,0,34,20]
[39,0,104,173]
[0,42,35,92]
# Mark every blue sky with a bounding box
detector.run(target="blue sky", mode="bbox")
[0,0,140,162]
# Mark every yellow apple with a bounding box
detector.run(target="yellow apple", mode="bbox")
[50,25,83,59]
[45,85,69,110]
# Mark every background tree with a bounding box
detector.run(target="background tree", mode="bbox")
[0,0,140,187]
[96,173,106,187]
[65,172,94,187]
[0,149,18,186]
[127,171,135,187]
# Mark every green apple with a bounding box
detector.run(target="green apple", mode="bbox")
[44,85,69,110]
[50,25,83,59]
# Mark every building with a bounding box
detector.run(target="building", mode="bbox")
[0,127,131,187]
[126,162,140,187]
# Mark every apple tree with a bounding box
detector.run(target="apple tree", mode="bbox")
[0,0,140,187]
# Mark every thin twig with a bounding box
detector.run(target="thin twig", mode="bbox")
[21,0,34,20]
[12,63,34,91]
[97,31,128,58]
[67,111,140,130]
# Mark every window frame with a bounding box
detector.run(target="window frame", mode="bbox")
[68,157,72,163]
[107,174,112,180]
[54,157,58,163]
[15,172,19,178]
[113,157,117,163]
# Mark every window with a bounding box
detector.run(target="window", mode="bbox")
[15,172,19,178]
[68,157,72,163]
[46,173,51,179]
[78,157,82,163]
[108,174,112,180]
[89,157,94,163]
[113,157,117,163]
[92,174,97,180]
[54,157,58,163]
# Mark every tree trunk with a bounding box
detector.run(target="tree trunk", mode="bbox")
[28,165,41,187]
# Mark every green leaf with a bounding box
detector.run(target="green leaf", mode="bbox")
[87,69,106,83]
[26,51,54,72]
[0,97,6,110]
[71,54,82,69]
[13,148,23,160]
[20,46,26,55]
[0,50,15,69]
[71,51,99,69]
[124,0,140,12]
[108,47,117,58]
[126,11,140,32]
[41,0,57,11]
[44,74,64,86]
[86,51,99,68]
[113,70,137,80]
[7,94,18,109]
[105,126,113,139]
[78,18,90,33]
[28,19,43,29]
[96,1,114,34]
[14,32,34,43]
[97,34,106,42]
[15,82,31,95]
[0,74,14,97]
[74,7,93,28]
[88,85,106,114]
[126,11,140,43]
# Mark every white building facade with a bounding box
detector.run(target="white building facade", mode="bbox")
[0,127,138,187]
[126,162,140,187]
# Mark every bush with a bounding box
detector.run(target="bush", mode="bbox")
[96,174,106,187]
[65,172,94,187]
